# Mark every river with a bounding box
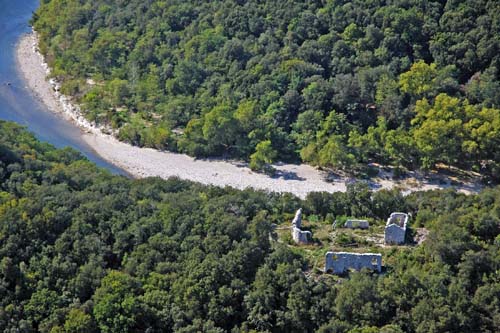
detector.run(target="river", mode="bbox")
[0,0,128,175]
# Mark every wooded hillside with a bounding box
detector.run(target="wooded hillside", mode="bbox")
[1,121,500,332]
[32,0,500,176]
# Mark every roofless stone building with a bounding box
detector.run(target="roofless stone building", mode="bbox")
[384,212,409,244]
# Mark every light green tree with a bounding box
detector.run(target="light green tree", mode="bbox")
[93,271,142,333]
[412,94,466,169]
[64,308,96,333]
[399,60,438,98]
[250,140,277,173]
[202,104,239,154]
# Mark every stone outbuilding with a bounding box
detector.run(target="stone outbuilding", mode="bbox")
[344,219,369,229]
[325,251,382,274]
[384,212,409,244]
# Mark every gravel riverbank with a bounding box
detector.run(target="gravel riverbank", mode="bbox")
[15,31,482,198]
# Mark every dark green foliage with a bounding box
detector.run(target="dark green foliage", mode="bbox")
[1,121,500,332]
[32,0,500,177]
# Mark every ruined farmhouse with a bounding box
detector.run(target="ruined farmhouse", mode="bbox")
[284,209,410,275]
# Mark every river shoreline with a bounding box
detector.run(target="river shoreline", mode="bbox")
[15,31,483,198]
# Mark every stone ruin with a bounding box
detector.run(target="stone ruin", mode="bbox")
[292,227,312,244]
[291,208,312,244]
[292,208,302,228]
[344,219,369,229]
[325,251,382,274]
[384,212,409,244]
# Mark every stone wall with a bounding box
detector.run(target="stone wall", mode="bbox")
[292,227,312,244]
[344,219,369,229]
[384,224,405,244]
[387,212,408,227]
[325,251,382,274]
[292,208,302,228]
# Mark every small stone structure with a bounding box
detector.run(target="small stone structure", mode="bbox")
[344,219,369,229]
[325,252,382,274]
[291,208,311,244]
[384,212,409,244]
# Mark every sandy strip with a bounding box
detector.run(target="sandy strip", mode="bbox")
[15,31,482,198]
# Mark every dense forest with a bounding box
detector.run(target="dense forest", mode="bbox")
[32,0,500,176]
[1,120,500,332]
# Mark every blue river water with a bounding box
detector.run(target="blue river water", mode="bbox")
[0,0,128,175]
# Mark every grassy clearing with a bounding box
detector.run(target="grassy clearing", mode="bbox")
[276,213,416,275]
